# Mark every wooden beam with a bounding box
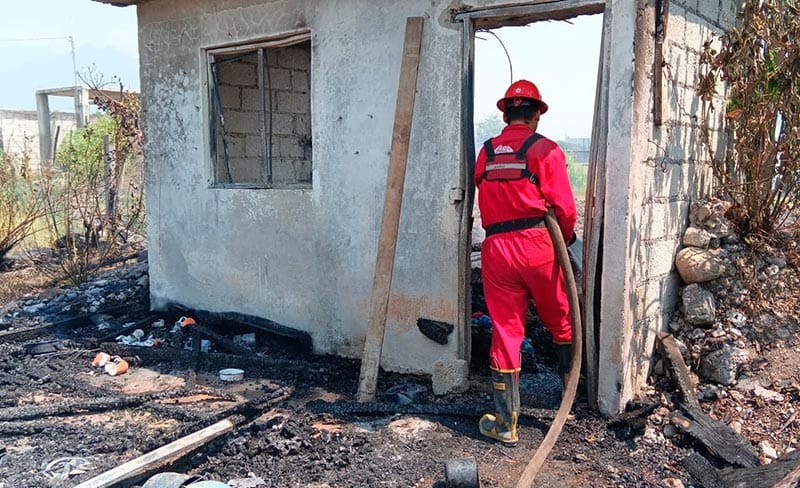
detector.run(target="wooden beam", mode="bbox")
[653,0,670,125]
[658,332,701,411]
[357,17,424,403]
[581,8,610,408]
[453,0,605,29]
[671,410,759,468]
[73,419,234,488]
[682,451,725,488]
[685,449,800,488]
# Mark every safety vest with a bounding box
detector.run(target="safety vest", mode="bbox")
[480,133,543,186]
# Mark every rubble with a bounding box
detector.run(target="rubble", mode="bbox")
[0,196,798,487]
[654,197,800,486]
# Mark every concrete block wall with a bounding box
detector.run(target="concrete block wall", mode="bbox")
[0,109,77,169]
[628,0,736,389]
[212,42,312,186]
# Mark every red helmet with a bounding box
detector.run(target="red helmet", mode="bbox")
[496,80,548,115]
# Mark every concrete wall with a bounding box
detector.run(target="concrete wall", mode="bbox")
[0,110,77,168]
[597,0,737,413]
[138,0,464,373]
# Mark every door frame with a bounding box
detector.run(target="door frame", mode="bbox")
[454,0,608,406]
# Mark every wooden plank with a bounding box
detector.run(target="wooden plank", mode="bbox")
[683,451,725,488]
[581,9,610,408]
[73,419,234,488]
[774,453,800,488]
[356,17,424,403]
[721,450,800,487]
[457,16,476,369]
[658,332,701,411]
[195,324,254,356]
[686,449,800,488]
[671,410,759,468]
[0,303,143,344]
[653,0,670,125]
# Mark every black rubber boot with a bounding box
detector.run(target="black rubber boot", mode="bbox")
[479,370,520,446]
[553,343,573,391]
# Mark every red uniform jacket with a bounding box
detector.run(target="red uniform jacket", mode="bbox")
[474,124,577,241]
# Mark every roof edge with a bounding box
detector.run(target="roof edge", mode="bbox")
[91,0,139,6]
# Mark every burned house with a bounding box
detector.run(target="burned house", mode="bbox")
[94,0,736,414]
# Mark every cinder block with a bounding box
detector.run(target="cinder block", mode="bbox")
[267,68,291,91]
[294,158,312,183]
[263,112,291,136]
[665,4,687,47]
[647,238,679,277]
[719,0,739,27]
[270,158,297,183]
[697,0,719,24]
[224,111,260,135]
[293,114,311,136]
[217,61,257,87]
[218,85,240,110]
[292,70,309,92]
[432,358,469,395]
[241,88,261,111]
[278,45,310,70]
[684,12,712,50]
[276,135,303,159]
[227,134,246,158]
[245,134,262,158]
[277,91,310,115]
[641,200,668,240]
[229,157,262,183]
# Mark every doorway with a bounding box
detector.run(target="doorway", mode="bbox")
[456,2,606,406]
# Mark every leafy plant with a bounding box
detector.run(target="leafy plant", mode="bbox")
[567,154,588,196]
[37,76,144,285]
[698,0,800,234]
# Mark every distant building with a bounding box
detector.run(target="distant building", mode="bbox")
[0,109,77,169]
[558,136,591,164]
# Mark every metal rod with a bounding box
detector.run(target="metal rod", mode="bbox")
[264,49,274,186]
[258,48,268,184]
[209,60,233,183]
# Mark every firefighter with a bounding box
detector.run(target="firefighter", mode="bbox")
[475,80,577,446]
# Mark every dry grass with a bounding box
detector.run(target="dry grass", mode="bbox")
[0,265,52,305]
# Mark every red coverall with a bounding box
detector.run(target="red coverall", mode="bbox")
[475,124,577,372]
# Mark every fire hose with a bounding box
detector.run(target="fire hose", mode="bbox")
[445,207,584,488]
[515,207,583,487]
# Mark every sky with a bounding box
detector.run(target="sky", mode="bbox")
[0,0,139,112]
[475,15,604,140]
[0,2,601,139]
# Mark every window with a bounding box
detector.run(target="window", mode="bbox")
[208,34,312,188]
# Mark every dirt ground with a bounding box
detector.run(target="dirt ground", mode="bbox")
[1,209,799,488]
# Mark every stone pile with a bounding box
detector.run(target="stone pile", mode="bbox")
[652,198,800,466]
[0,258,149,331]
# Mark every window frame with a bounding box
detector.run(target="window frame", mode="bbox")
[205,30,312,190]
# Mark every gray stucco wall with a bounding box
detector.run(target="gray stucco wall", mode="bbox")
[598,0,737,413]
[137,0,463,373]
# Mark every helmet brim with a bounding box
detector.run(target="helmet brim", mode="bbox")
[496,97,548,115]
